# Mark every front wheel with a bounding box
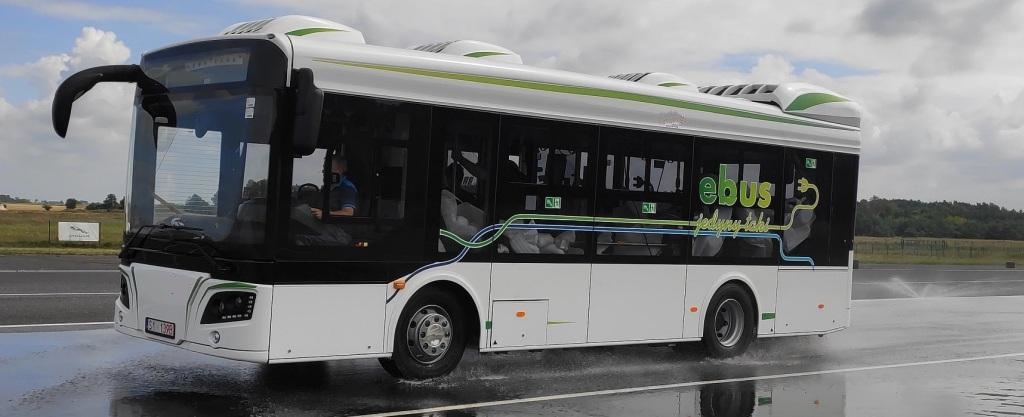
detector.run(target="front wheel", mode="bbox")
[379,288,468,379]
[702,283,757,358]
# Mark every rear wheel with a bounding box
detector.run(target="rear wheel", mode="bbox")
[379,288,467,379]
[702,283,756,358]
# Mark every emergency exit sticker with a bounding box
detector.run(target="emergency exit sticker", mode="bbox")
[805,158,817,169]
[544,196,561,209]
[641,202,657,214]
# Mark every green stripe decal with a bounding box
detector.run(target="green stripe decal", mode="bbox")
[761,312,776,320]
[209,282,257,290]
[657,82,688,87]
[287,27,346,36]
[547,321,574,325]
[785,92,849,111]
[312,58,856,131]
[464,51,509,58]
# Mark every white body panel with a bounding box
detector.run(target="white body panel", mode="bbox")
[269,284,386,360]
[588,264,687,343]
[489,263,591,346]
[775,267,852,333]
[491,300,549,347]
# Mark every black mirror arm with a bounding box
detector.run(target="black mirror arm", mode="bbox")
[52,64,166,138]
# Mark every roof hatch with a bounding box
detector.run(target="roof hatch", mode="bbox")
[413,40,523,64]
[221,15,366,44]
[609,72,699,93]
[699,82,861,127]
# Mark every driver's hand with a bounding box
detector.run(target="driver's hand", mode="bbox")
[311,207,322,220]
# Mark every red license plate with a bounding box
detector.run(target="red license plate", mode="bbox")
[145,317,176,339]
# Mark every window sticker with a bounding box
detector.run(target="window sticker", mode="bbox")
[641,202,657,214]
[805,158,817,169]
[544,196,561,209]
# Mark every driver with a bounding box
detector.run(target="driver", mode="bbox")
[312,155,358,219]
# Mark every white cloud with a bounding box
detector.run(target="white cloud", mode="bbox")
[0,0,205,34]
[0,27,133,203]
[4,0,1024,210]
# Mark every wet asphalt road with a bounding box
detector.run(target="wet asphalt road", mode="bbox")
[2,255,1024,416]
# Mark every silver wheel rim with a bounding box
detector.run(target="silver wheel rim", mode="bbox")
[406,304,453,364]
[714,299,745,348]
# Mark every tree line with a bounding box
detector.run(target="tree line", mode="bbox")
[0,194,122,211]
[856,197,1024,240]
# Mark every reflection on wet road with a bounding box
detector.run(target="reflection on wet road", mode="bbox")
[2,296,1024,416]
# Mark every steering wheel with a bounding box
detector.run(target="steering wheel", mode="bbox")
[295,183,321,208]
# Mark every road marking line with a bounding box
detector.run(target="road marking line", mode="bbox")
[852,294,1024,302]
[0,270,118,273]
[352,351,1024,417]
[0,292,118,297]
[854,280,1024,285]
[0,321,113,329]
[859,268,1024,272]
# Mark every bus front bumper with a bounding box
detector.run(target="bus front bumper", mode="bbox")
[113,321,269,363]
[114,263,273,364]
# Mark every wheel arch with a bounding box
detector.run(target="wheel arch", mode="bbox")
[384,274,485,354]
[697,276,761,339]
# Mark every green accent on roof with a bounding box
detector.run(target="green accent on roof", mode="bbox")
[485,320,492,330]
[286,27,346,37]
[785,92,849,112]
[657,82,688,87]
[209,282,257,290]
[547,321,574,325]
[311,58,857,131]
[761,312,776,320]
[464,51,509,58]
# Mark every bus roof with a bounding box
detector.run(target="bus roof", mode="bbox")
[217,16,863,153]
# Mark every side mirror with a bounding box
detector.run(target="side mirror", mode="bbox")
[291,68,323,157]
[52,65,165,138]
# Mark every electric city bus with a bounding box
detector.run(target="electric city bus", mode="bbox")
[52,15,860,379]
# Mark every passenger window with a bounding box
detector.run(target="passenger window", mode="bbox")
[782,149,833,265]
[286,94,429,261]
[436,109,497,256]
[494,116,595,257]
[691,140,782,264]
[597,129,688,259]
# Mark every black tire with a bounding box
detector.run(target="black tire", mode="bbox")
[378,288,468,379]
[702,283,757,358]
[699,381,755,416]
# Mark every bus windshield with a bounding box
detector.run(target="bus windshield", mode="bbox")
[125,40,286,254]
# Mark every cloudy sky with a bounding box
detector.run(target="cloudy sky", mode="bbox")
[1,0,1023,208]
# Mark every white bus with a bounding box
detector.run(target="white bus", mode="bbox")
[53,16,860,379]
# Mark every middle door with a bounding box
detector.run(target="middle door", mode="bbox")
[489,116,596,346]
[588,129,691,343]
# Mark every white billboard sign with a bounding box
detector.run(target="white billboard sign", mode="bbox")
[57,222,100,242]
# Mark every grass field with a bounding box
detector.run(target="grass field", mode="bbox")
[854,236,1024,265]
[1,203,68,212]
[0,206,123,255]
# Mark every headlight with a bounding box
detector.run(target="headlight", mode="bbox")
[200,291,255,324]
